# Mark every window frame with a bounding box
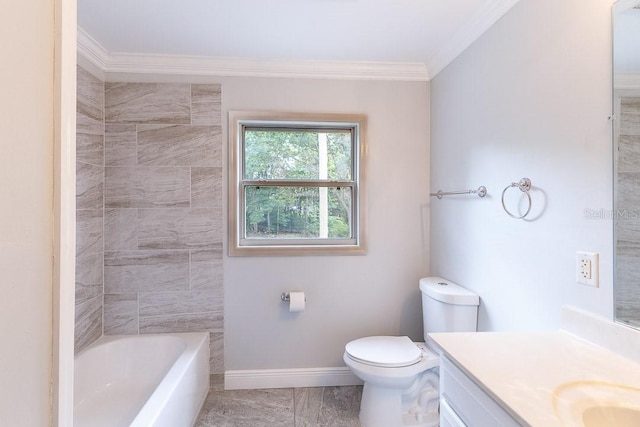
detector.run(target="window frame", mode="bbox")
[229,111,367,256]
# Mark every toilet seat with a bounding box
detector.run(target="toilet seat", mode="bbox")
[345,336,422,367]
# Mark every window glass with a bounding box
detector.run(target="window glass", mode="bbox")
[229,111,366,255]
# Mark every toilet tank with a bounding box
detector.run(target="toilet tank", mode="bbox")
[419,277,479,340]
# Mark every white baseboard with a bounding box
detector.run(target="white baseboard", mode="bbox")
[224,367,363,390]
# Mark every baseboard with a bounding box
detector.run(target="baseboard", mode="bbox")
[224,367,363,390]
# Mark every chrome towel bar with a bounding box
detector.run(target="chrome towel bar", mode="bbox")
[501,178,532,219]
[430,186,487,199]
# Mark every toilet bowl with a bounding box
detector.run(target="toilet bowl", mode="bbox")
[344,277,480,427]
[343,337,440,427]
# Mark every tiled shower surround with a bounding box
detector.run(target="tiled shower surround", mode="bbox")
[76,66,106,353]
[617,96,640,327]
[75,66,224,380]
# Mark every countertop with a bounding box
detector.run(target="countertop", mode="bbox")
[429,330,640,426]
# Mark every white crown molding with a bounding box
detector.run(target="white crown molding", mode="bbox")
[105,52,430,81]
[77,26,428,82]
[615,73,640,90]
[77,27,108,80]
[426,0,522,79]
[79,0,520,83]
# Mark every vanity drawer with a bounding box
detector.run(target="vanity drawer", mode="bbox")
[440,355,521,427]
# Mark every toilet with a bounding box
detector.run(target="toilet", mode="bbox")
[343,277,479,427]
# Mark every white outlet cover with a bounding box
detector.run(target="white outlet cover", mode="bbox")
[576,252,599,287]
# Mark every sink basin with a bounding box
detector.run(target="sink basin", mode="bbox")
[553,381,640,427]
[582,405,640,427]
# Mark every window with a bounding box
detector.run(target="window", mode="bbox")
[229,111,366,255]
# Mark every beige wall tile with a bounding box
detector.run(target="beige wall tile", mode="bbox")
[77,162,104,210]
[77,113,104,166]
[139,312,223,334]
[77,65,104,122]
[137,124,221,166]
[74,295,103,355]
[104,249,190,293]
[105,124,137,166]
[191,167,222,208]
[104,293,139,335]
[105,82,190,124]
[137,208,219,250]
[105,166,191,208]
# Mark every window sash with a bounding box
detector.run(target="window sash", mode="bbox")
[229,111,366,256]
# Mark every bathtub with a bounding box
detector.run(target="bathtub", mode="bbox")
[74,332,210,427]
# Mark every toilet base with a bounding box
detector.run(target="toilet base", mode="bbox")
[358,373,440,427]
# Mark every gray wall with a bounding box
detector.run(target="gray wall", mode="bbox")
[430,0,614,331]
[220,77,431,370]
[76,69,430,374]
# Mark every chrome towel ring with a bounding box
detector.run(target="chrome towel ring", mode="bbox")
[501,178,532,219]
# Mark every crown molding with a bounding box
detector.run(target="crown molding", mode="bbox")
[77,27,108,80]
[104,52,429,81]
[77,26,428,82]
[426,0,521,79]
[78,0,520,83]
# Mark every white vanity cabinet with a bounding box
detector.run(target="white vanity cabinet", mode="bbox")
[440,355,522,427]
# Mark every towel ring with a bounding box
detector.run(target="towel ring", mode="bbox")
[501,178,532,219]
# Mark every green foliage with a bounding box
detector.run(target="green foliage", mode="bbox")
[243,129,353,239]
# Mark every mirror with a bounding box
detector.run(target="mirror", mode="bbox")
[614,0,640,328]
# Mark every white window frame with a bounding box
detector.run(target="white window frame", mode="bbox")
[229,111,367,256]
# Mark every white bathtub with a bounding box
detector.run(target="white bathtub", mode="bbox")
[74,333,210,427]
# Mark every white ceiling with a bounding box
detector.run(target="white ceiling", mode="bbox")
[77,0,520,79]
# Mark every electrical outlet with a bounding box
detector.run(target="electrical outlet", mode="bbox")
[576,252,599,287]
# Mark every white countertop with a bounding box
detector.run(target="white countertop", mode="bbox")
[429,330,640,426]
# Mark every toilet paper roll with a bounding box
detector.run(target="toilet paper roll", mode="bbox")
[288,292,306,312]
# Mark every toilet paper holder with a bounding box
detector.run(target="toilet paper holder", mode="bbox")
[281,292,306,302]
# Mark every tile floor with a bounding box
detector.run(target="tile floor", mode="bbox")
[195,386,363,426]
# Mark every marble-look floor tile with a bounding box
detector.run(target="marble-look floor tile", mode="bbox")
[316,386,362,427]
[196,389,295,427]
[294,387,324,426]
[195,386,362,427]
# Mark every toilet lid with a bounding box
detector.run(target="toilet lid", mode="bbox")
[345,336,422,367]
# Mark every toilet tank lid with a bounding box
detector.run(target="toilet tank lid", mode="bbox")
[419,277,479,306]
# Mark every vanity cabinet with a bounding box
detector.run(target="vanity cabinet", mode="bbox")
[440,355,522,427]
